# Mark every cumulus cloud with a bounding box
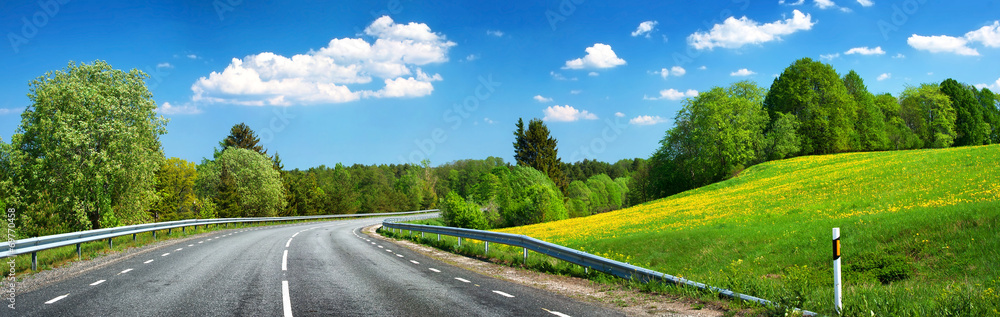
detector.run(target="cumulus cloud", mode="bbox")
[615,112,625,117]
[157,62,174,69]
[731,68,757,76]
[570,90,582,95]
[857,0,874,6]
[877,73,891,81]
[465,54,478,61]
[588,72,600,77]
[534,95,553,103]
[815,0,836,9]
[966,21,1000,48]
[974,77,1000,90]
[157,102,202,115]
[563,43,627,69]
[190,16,454,106]
[779,0,805,5]
[629,115,668,126]
[907,35,979,56]
[542,105,598,122]
[631,21,659,37]
[892,53,906,58]
[644,88,699,101]
[688,10,815,50]
[845,46,886,55]
[486,30,504,37]
[654,66,687,79]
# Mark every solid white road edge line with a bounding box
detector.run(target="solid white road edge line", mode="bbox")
[90,280,105,286]
[45,294,69,304]
[282,281,293,317]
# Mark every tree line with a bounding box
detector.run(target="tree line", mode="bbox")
[630,57,1000,204]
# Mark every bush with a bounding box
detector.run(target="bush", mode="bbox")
[846,253,914,284]
[441,191,489,230]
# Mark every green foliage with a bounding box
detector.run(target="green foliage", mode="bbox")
[845,70,889,151]
[152,158,200,221]
[514,118,567,190]
[765,112,802,160]
[974,88,1000,143]
[900,84,957,148]
[846,253,914,285]
[940,79,989,146]
[202,148,286,217]
[765,58,857,155]
[221,122,266,156]
[440,191,489,230]
[6,61,166,236]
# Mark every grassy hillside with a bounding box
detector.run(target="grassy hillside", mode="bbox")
[499,145,1000,316]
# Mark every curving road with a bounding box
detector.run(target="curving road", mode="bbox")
[7,216,625,316]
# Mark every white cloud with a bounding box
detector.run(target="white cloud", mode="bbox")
[486,30,504,37]
[186,54,198,59]
[698,65,707,70]
[820,53,840,60]
[191,16,454,106]
[730,68,757,76]
[779,0,805,5]
[157,62,174,69]
[484,117,495,124]
[563,43,626,69]
[688,10,815,50]
[157,102,202,115]
[670,66,686,76]
[629,115,668,126]
[631,20,659,38]
[542,105,598,122]
[534,95,553,103]
[975,77,1000,90]
[0,107,24,115]
[570,90,582,95]
[465,54,478,61]
[614,112,625,117]
[877,73,891,81]
[845,46,886,55]
[893,53,906,58]
[966,21,1000,48]
[857,0,874,6]
[815,0,836,9]
[907,34,979,56]
[550,71,576,81]
[644,88,698,101]
[588,72,599,77]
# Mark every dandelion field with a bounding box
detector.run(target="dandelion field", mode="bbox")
[499,145,1000,316]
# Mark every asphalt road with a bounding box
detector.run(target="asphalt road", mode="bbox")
[6,216,625,317]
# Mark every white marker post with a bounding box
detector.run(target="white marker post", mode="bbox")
[833,228,842,314]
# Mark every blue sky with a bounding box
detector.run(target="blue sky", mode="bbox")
[1,0,998,169]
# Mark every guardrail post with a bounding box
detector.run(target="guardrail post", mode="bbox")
[437,234,440,241]
[183,226,186,234]
[31,252,37,271]
[153,230,157,240]
[421,232,424,239]
[132,233,136,241]
[523,248,527,264]
[108,237,113,249]
[485,241,489,256]
[76,243,81,259]
[167,228,172,235]
[458,237,462,247]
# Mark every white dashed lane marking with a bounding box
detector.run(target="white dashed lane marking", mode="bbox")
[492,290,515,298]
[377,245,383,248]
[188,244,194,247]
[119,268,133,274]
[90,280,105,286]
[143,260,154,264]
[45,294,69,304]
[282,250,288,271]
[409,260,420,265]
[286,238,292,248]
[396,254,404,258]
[175,248,182,251]
[162,253,170,257]
[454,277,471,283]
[429,268,441,273]
[282,281,293,317]
[542,308,573,317]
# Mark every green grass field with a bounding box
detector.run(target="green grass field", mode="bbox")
[494,145,1000,316]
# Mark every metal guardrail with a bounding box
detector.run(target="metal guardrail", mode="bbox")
[382,219,816,316]
[2,209,438,270]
